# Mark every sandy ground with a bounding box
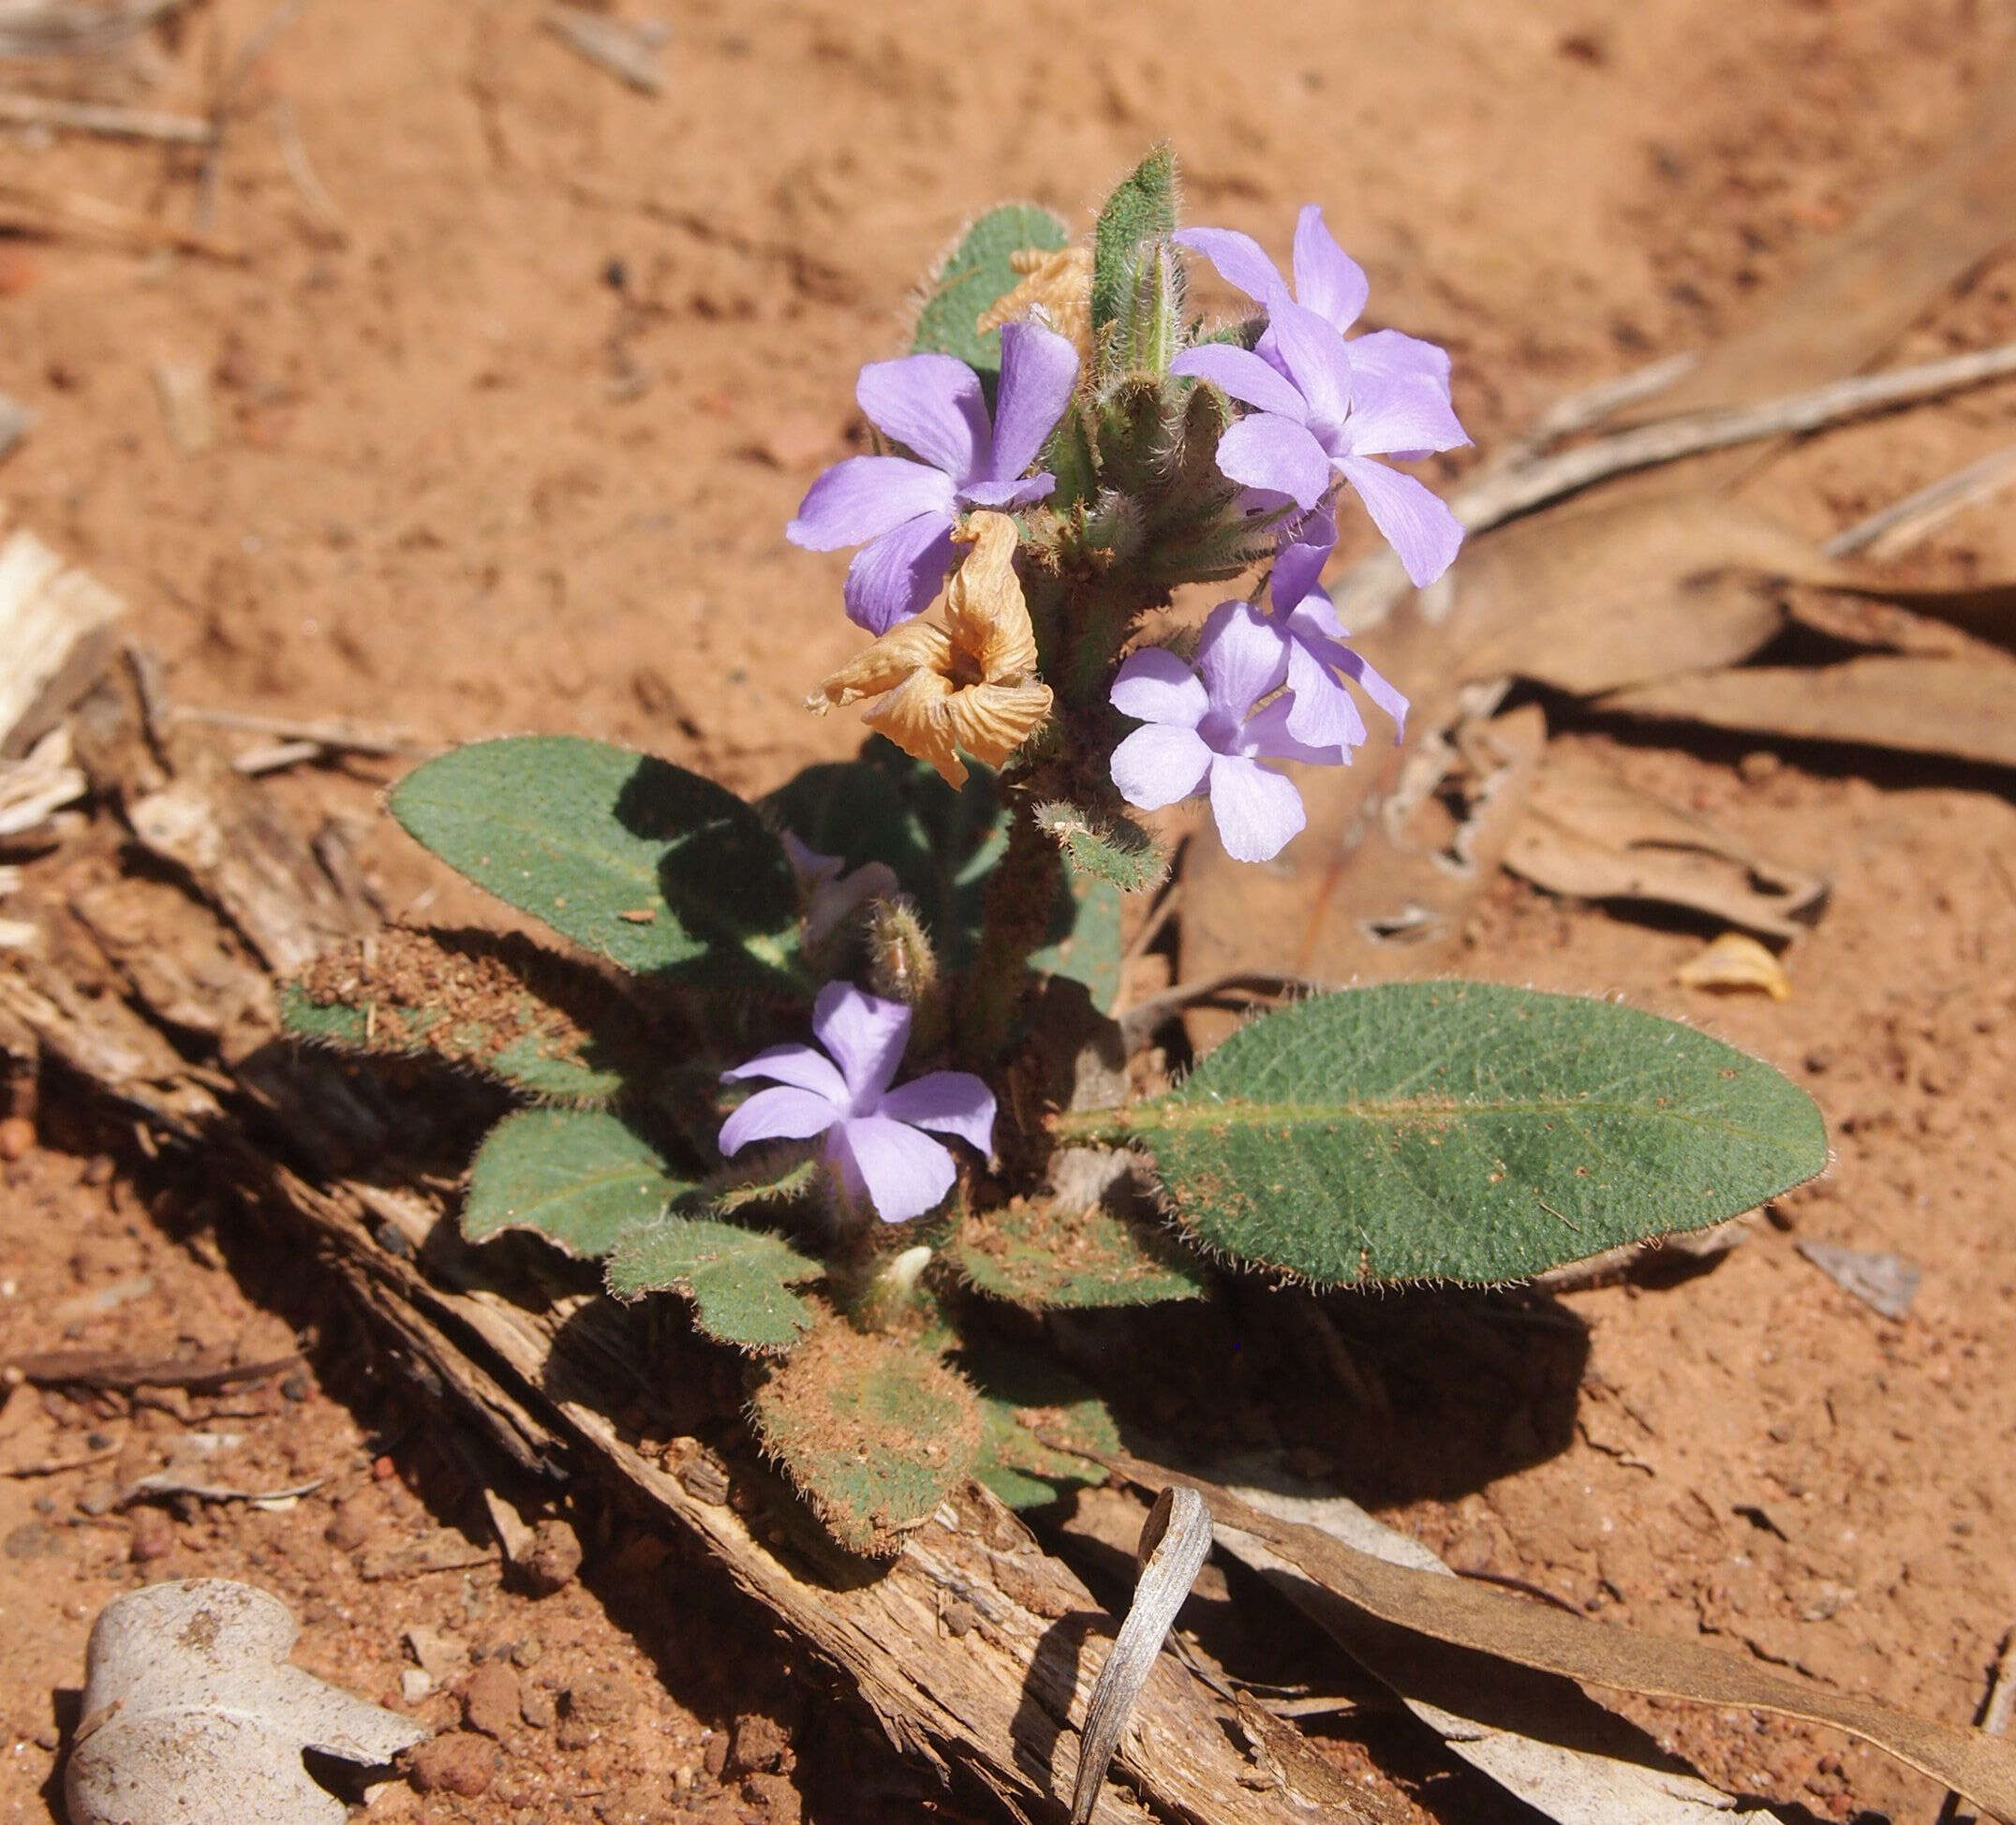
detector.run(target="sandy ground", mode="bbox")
[4,0,2015,1818]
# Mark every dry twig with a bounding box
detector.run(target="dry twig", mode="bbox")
[0,91,213,144]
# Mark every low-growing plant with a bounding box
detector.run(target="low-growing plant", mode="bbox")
[285,149,1826,1555]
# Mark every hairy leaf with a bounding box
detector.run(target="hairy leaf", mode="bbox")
[391,736,797,985]
[751,1321,982,1556]
[1035,796,1168,894]
[962,1349,1123,1510]
[281,928,648,1104]
[1090,145,1178,342]
[948,1198,1208,1309]
[912,203,1070,379]
[605,1215,823,1355]
[1071,982,1826,1284]
[464,1107,690,1258]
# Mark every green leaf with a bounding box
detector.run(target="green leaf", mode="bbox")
[1090,146,1178,343]
[464,1107,691,1258]
[1031,868,1124,1011]
[751,1322,982,1556]
[912,203,1070,380]
[1074,982,1828,1285]
[1035,797,1168,894]
[605,1216,823,1355]
[948,1198,1208,1309]
[391,737,797,985]
[960,1349,1122,1510]
[281,928,648,1104]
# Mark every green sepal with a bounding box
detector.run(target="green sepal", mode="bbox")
[912,203,1070,380]
[390,736,799,988]
[605,1215,823,1356]
[1090,146,1178,350]
[1035,797,1168,894]
[463,1106,693,1259]
[280,928,648,1105]
[750,1321,983,1556]
[947,1197,1209,1309]
[1069,982,1830,1285]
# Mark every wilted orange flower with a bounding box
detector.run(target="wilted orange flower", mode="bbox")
[808,512,1053,789]
[976,246,1093,364]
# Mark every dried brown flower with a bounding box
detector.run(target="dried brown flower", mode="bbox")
[977,246,1094,364]
[808,512,1053,788]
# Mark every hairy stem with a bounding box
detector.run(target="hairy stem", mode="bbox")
[957,796,1059,1065]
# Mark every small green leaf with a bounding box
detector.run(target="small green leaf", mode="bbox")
[1032,867,1125,1011]
[1074,983,1827,1285]
[605,1216,823,1355]
[1090,146,1178,344]
[961,1349,1122,1510]
[281,928,647,1104]
[464,1107,690,1258]
[751,1322,982,1556]
[948,1198,1208,1309]
[912,203,1070,380]
[391,737,797,985]
[1035,797,1168,894]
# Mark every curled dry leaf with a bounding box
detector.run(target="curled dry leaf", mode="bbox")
[978,245,1095,362]
[1675,931,1792,1001]
[808,512,1053,787]
[1070,1485,1214,1825]
[1096,1452,2016,1825]
[66,1579,426,1825]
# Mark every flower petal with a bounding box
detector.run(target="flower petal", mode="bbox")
[828,1115,956,1224]
[719,1086,841,1154]
[788,456,956,551]
[843,512,958,633]
[1265,297,1354,433]
[1270,511,1337,611]
[1214,413,1333,510]
[1208,755,1308,863]
[1196,600,1290,722]
[959,472,1055,512]
[1332,645,1410,739]
[1111,723,1212,810]
[1347,328,1452,393]
[1338,456,1465,588]
[1110,646,1208,727]
[1281,634,1368,749]
[1344,369,1469,457]
[879,1070,996,1153]
[1173,226,1284,304]
[987,320,1080,482]
[811,982,912,1108]
[1245,691,1352,765]
[856,352,990,482]
[1168,343,1310,420]
[722,1041,849,1103]
[1291,206,1369,332]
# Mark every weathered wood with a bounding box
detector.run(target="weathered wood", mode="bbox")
[0,521,125,758]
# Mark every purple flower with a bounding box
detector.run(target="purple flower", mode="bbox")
[719,983,994,1224]
[1108,601,1345,865]
[780,832,898,951]
[1176,204,1454,401]
[1172,295,1469,589]
[786,321,1080,634]
[1266,582,1409,751]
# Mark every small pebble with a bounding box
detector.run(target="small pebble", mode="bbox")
[525,1517,583,1595]
[127,1506,174,1563]
[401,1669,435,1705]
[464,1661,520,1740]
[519,1686,556,1730]
[280,1372,310,1402]
[408,1731,498,1798]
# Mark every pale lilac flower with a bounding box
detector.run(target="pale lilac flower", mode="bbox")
[1108,601,1344,865]
[786,321,1080,634]
[1177,204,1454,401]
[779,833,899,951]
[719,983,994,1224]
[1172,295,1469,589]
[1266,583,1409,751]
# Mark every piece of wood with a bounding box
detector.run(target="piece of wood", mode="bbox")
[0,522,125,758]
[0,91,214,144]
[0,0,184,56]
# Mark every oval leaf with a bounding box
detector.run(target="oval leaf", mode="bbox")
[948,1199,1208,1309]
[391,736,796,983]
[464,1107,690,1258]
[605,1216,823,1355]
[912,203,1070,378]
[1087,982,1826,1285]
[751,1323,981,1557]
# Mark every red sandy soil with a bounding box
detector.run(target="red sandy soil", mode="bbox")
[4,0,2015,1819]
